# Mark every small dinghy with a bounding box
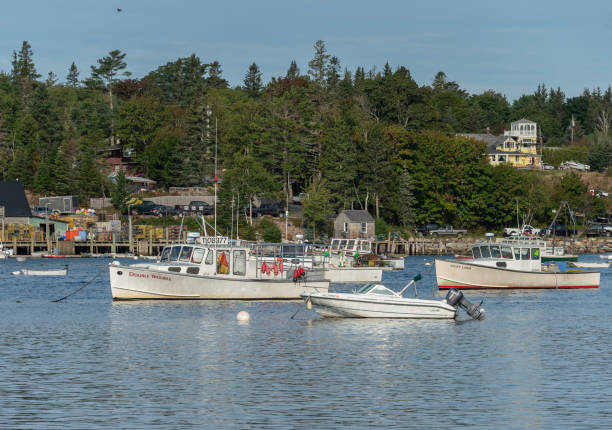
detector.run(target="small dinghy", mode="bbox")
[567,261,611,269]
[13,266,68,276]
[301,274,485,320]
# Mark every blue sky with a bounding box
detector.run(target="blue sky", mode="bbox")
[2,0,611,101]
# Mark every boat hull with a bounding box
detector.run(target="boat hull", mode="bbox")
[541,255,578,262]
[323,267,384,283]
[109,264,329,300]
[435,259,600,289]
[19,269,67,276]
[304,294,457,319]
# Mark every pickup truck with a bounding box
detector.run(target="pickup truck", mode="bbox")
[503,225,540,237]
[183,201,214,215]
[415,223,439,236]
[429,225,467,237]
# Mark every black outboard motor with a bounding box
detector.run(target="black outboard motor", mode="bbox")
[445,288,485,320]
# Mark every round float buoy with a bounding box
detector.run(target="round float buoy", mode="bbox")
[236,311,250,321]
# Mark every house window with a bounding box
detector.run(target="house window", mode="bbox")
[361,223,367,234]
[491,155,496,162]
[515,156,520,162]
[343,222,348,233]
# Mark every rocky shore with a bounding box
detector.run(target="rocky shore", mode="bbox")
[388,237,612,256]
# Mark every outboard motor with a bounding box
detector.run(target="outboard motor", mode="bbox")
[445,288,485,320]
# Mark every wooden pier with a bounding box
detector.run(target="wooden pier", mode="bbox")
[0,236,175,257]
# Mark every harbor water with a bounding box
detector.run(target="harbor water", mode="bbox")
[2,255,612,429]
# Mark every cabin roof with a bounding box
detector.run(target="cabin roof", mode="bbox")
[339,210,375,223]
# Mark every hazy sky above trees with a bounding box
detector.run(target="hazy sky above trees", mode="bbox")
[2,0,611,101]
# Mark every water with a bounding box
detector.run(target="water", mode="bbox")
[2,255,612,429]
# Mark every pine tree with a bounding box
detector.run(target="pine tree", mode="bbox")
[243,62,262,98]
[307,40,330,86]
[45,71,57,87]
[286,60,300,78]
[207,61,228,89]
[11,41,40,108]
[111,170,130,213]
[326,56,341,89]
[66,62,80,87]
[90,50,131,144]
[398,169,416,228]
[52,141,74,195]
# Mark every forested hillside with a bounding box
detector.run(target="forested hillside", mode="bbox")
[1,40,610,231]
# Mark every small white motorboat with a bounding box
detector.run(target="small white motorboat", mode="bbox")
[567,261,611,269]
[13,266,68,276]
[301,275,485,320]
[600,254,612,260]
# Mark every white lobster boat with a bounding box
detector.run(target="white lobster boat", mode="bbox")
[109,242,329,300]
[436,237,599,290]
[253,241,392,284]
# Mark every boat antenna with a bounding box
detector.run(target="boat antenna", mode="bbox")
[179,213,185,243]
[214,117,218,241]
[397,273,422,297]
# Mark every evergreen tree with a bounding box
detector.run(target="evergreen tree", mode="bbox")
[397,169,416,228]
[111,170,131,213]
[286,60,300,78]
[307,40,330,86]
[207,61,228,89]
[45,71,58,87]
[52,141,74,195]
[66,62,80,87]
[90,50,131,144]
[243,62,262,98]
[302,177,332,238]
[11,41,40,108]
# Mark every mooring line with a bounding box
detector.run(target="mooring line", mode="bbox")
[51,265,107,303]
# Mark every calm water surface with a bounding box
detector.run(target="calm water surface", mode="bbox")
[1,255,612,429]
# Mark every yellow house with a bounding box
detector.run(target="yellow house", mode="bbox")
[461,119,542,168]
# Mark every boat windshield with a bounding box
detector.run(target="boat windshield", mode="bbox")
[170,246,181,261]
[347,240,355,251]
[480,246,491,258]
[356,283,395,296]
[472,246,481,259]
[501,246,513,259]
[360,241,371,252]
[490,245,501,258]
[160,247,171,261]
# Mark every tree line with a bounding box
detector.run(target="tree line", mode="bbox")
[0,40,609,235]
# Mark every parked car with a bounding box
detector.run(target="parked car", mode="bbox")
[415,223,439,236]
[33,206,57,216]
[542,162,554,170]
[585,223,612,237]
[189,200,215,215]
[559,161,590,171]
[543,224,577,237]
[152,205,180,217]
[184,201,214,215]
[257,201,282,217]
[130,200,158,215]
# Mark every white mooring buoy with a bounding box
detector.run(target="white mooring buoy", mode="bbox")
[236,311,250,322]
